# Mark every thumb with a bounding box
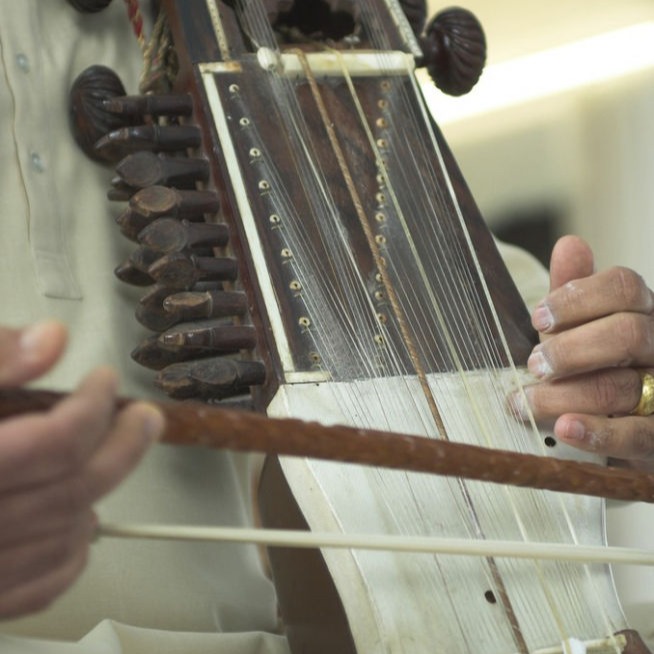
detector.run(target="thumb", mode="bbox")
[0,321,68,387]
[548,235,595,291]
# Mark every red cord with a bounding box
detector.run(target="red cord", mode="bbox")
[124,0,145,46]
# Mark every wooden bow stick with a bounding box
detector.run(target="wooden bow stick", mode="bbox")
[2,387,654,504]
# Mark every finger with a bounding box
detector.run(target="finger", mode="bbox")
[527,312,654,380]
[533,267,654,335]
[0,533,91,619]
[0,368,121,492]
[0,485,89,548]
[554,413,654,464]
[0,470,103,548]
[508,368,642,421]
[0,403,162,550]
[532,235,595,335]
[0,512,96,597]
[0,321,68,387]
[548,235,595,291]
[78,400,165,502]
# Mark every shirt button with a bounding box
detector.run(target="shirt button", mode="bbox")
[16,53,30,73]
[30,151,46,173]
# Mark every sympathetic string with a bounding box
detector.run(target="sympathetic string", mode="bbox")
[225,1,625,648]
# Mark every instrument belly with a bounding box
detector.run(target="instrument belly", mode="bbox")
[267,371,627,653]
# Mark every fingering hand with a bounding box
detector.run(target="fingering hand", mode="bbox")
[510,236,654,472]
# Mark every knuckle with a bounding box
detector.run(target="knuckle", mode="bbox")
[615,314,653,364]
[610,267,648,308]
[49,421,91,475]
[628,424,654,459]
[524,386,544,416]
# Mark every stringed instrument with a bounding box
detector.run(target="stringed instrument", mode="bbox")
[66,1,652,652]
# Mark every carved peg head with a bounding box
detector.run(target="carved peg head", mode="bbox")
[66,0,114,12]
[69,65,137,164]
[420,7,486,96]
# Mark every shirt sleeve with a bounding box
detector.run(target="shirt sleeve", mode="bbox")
[495,239,550,312]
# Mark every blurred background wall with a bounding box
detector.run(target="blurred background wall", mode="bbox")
[422,0,654,645]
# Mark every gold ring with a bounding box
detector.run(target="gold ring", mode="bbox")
[632,371,654,416]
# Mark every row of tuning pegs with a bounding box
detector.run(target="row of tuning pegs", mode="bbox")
[80,78,267,400]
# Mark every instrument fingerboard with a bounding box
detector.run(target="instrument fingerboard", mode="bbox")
[159,0,536,402]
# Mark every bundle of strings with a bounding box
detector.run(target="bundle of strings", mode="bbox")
[228,1,629,652]
[123,0,177,93]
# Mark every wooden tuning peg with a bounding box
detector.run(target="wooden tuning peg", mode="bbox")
[158,321,258,355]
[138,218,229,254]
[94,124,202,158]
[129,186,220,220]
[164,290,248,322]
[114,152,210,189]
[131,334,198,371]
[103,94,194,118]
[69,65,138,164]
[155,358,267,399]
[419,7,486,96]
[115,187,221,240]
[148,252,239,289]
[114,259,155,287]
[67,0,113,12]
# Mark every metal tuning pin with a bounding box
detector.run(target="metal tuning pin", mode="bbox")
[419,7,486,96]
[138,218,230,254]
[147,252,239,290]
[103,94,194,118]
[114,152,210,189]
[94,124,202,157]
[155,358,267,400]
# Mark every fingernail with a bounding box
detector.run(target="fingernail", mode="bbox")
[527,346,553,379]
[507,388,532,420]
[532,302,554,333]
[560,419,586,441]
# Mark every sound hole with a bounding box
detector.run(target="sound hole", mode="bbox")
[484,590,497,604]
[274,0,358,43]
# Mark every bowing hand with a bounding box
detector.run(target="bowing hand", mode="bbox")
[0,322,165,619]
[510,236,654,472]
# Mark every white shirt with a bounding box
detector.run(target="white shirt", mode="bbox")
[0,4,287,652]
[0,3,557,653]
